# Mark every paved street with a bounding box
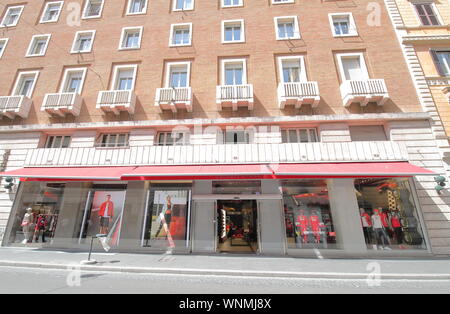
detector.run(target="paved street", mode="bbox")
[0,266,449,294]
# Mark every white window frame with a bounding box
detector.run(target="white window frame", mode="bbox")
[111,64,138,91]
[221,19,245,44]
[118,26,143,50]
[173,0,195,11]
[328,13,358,37]
[0,38,9,58]
[272,0,295,4]
[82,0,105,19]
[277,55,307,83]
[221,0,243,8]
[126,0,148,15]
[98,133,130,148]
[221,58,247,85]
[60,67,88,94]
[40,1,64,24]
[12,71,40,98]
[336,52,369,82]
[157,131,190,146]
[410,1,444,26]
[45,135,72,148]
[164,62,191,88]
[0,5,24,27]
[274,16,301,40]
[25,34,51,57]
[169,23,193,47]
[71,30,96,53]
[281,128,318,143]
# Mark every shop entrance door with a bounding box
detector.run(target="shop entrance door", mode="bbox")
[216,200,259,254]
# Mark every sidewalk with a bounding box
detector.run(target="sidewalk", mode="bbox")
[0,247,450,280]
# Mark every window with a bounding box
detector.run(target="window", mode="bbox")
[40,1,64,23]
[60,68,87,94]
[221,59,247,86]
[26,34,51,57]
[119,27,143,50]
[82,0,104,19]
[275,16,300,40]
[165,62,191,88]
[98,133,130,148]
[169,23,192,47]
[222,130,251,144]
[222,0,243,8]
[173,0,194,11]
[355,178,427,251]
[278,56,307,83]
[222,20,245,43]
[45,135,71,148]
[0,5,24,27]
[71,30,96,53]
[413,3,440,26]
[127,0,147,15]
[112,65,138,91]
[0,38,8,58]
[157,132,189,146]
[349,125,387,141]
[281,128,318,143]
[329,13,358,37]
[13,71,39,97]
[431,50,450,76]
[282,180,337,249]
[336,53,369,81]
[272,0,294,4]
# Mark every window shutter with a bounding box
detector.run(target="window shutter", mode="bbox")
[430,49,446,76]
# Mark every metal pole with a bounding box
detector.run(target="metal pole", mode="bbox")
[88,236,95,261]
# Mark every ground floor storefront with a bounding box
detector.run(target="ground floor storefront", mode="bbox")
[1,165,435,258]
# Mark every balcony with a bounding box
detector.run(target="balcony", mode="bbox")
[278,82,320,109]
[22,141,409,167]
[340,79,389,107]
[41,93,82,117]
[0,96,32,119]
[155,87,192,113]
[216,84,254,111]
[96,90,136,115]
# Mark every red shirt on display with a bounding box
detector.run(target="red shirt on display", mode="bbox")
[361,213,372,227]
[309,215,323,231]
[391,215,402,228]
[99,201,114,218]
[380,212,390,228]
[295,215,308,230]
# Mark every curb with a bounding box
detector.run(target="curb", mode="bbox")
[0,260,450,280]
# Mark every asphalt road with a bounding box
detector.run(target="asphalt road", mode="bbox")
[0,266,449,294]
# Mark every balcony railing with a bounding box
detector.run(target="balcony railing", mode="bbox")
[41,92,82,117]
[0,95,32,119]
[155,87,192,113]
[278,82,320,109]
[340,79,389,107]
[96,90,136,115]
[216,84,254,111]
[23,141,409,167]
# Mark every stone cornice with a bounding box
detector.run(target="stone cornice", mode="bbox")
[0,112,432,133]
[402,34,450,44]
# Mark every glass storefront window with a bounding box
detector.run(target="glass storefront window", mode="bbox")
[141,183,192,249]
[355,178,427,251]
[77,185,127,248]
[7,182,65,246]
[282,180,337,249]
[212,181,261,195]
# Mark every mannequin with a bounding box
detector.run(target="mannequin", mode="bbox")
[371,208,391,250]
[360,208,373,244]
[295,209,309,244]
[390,210,403,245]
[309,210,324,244]
[35,215,48,243]
[20,208,34,244]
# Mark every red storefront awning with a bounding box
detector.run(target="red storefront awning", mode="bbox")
[0,166,137,181]
[121,164,274,180]
[0,162,435,181]
[269,162,436,178]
